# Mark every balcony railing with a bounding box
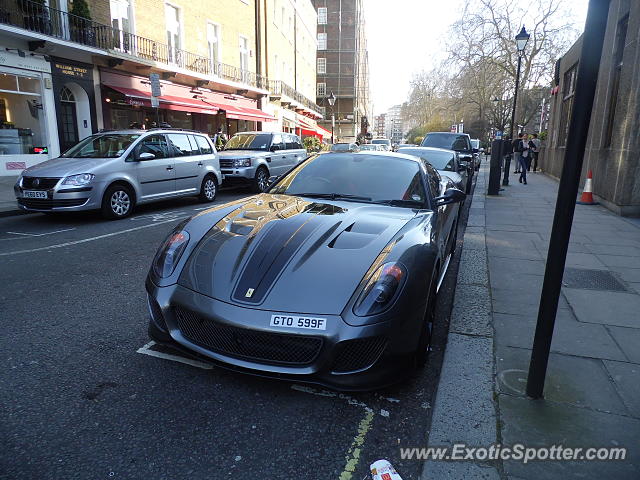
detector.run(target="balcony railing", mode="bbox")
[0,0,269,90]
[269,80,323,116]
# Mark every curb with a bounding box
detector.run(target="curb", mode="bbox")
[421,166,500,479]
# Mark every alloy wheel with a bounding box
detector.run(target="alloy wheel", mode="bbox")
[257,170,269,192]
[204,178,216,200]
[110,190,131,216]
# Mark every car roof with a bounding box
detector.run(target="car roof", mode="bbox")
[426,131,470,137]
[96,129,210,135]
[398,146,455,154]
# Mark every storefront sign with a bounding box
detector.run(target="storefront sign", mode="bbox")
[6,161,27,170]
[127,98,146,106]
[51,62,91,80]
[0,52,51,73]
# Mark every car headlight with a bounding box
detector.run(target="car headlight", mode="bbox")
[62,173,95,186]
[233,158,251,168]
[353,262,406,317]
[152,228,190,278]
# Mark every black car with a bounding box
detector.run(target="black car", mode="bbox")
[421,132,477,192]
[146,152,464,390]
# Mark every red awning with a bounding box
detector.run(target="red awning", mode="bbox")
[214,102,276,122]
[105,85,219,115]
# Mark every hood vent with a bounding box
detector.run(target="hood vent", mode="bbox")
[328,221,388,250]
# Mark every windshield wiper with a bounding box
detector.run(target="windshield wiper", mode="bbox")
[291,192,372,202]
[374,199,425,208]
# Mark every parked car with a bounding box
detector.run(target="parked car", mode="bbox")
[14,129,222,219]
[371,138,392,151]
[330,142,360,153]
[397,143,417,148]
[358,144,379,151]
[217,132,307,193]
[146,151,465,390]
[421,132,476,192]
[397,146,469,195]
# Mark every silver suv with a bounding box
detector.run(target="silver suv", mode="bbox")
[217,131,307,192]
[14,129,222,219]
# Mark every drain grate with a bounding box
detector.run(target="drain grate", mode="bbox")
[562,268,628,292]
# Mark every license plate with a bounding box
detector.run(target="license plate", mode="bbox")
[23,190,47,199]
[270,314,327,331]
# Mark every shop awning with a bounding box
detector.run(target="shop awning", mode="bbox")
[214,102,276,122]
[105,85,220,115]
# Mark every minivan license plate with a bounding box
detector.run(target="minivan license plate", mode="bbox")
[23,190,47,199]
[270,314,327,330]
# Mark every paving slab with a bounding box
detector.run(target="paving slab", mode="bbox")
[603,361,640,417]
[605,326,640,363]
[493,311,627,361]
[488,257,546,276]
[495,346,629,415]
[422,461,500,480]
[563,288,640,328]
[499,395,640,479]
[596,254,640,269]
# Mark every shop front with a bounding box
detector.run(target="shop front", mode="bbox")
[100,69,274,137]
[50,58,97,153]
[0,46,58,175]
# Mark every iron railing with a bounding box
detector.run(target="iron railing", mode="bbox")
[0,0,270,90]
[269,80,323,116]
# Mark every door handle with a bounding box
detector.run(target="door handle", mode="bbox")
[166,166,174,171]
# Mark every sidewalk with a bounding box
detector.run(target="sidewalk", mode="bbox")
[0,175,21,217]
[423,163,640,479]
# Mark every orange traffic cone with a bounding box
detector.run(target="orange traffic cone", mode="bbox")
[577,170,598,205]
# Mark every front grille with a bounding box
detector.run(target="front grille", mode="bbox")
[18,198,88,209]
[331,337,387,373]
[174,307,323,365]
[21,177,61,190]
[219,159,234,168]
[148,295,167,331]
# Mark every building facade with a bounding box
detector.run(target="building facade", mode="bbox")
[542,0,640,216]
[373,113,385,138]
[0,0,324,175]
[312,0,370,142]
[385,104,403,145]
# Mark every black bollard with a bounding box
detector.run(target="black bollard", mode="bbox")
[487,139,503,195]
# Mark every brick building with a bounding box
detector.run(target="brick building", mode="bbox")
[312,0,370,142]
[542,0,640,216]
[373,114,385,138]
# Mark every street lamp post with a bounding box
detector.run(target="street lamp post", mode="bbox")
[327,91,336,144]
[509,26,530,140]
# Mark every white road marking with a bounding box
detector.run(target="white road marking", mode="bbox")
[136,341,214,370]
[130,211,189,222]
[0,216,187,256]
[6,228,75,237]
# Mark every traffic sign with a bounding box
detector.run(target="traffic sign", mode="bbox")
[149,73,161,97]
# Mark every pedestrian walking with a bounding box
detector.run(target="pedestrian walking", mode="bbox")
[529,133,541,172]
[515,133,529,184]
[213,127,227,150]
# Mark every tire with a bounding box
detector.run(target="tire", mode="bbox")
[101,183,134,219]
[198,174,218,202]
[414,273,438,368]
[252,166,270,193]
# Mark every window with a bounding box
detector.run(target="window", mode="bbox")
[138,134,168,159]
[604,15,628,147]
[317,33,327,50]
[317,7,327,25]
[239,35,249,71]
[194,135,213,154]
[167,133,194,156]
[207,22,221,73]
[317,58,327,74]
[317,82,326,97]
[0,71,46,155]
[165,3,181,64]
[558,63,578,147]
[285,134,302,149]
[271,134,285,150]
[110,0,133,50]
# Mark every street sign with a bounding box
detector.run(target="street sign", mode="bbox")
[150,96,159,108]
[496,130,503,139]
[149,73,161,97]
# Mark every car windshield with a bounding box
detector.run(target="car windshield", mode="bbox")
[359,145,377,150]
[398,148,455,171]
[471,139,480,149]
[270,153,426,206]
[61,134,141,158]
[422,133,470,151]
[330,143,353,152]
[224,133,272,151]
[371,139,390,145]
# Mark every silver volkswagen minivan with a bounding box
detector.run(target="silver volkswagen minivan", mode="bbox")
[14,129,222,219]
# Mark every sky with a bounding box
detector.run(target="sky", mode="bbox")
[365,0,591,116]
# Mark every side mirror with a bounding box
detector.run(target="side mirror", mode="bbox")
[434,188,466,207]
[138,152,155,161]
[270,144,281,152]
[457,164,467,173]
